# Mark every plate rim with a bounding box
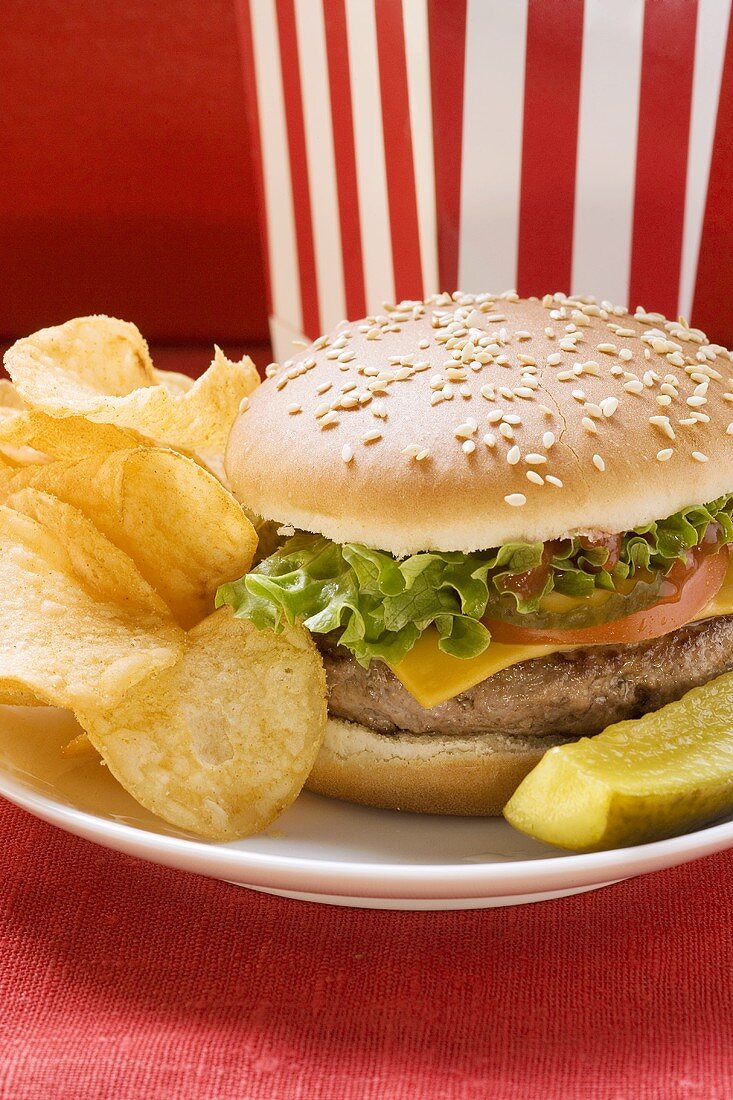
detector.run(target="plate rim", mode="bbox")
[1,762,732,900]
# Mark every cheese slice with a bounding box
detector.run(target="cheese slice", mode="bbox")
[391,554,733,709]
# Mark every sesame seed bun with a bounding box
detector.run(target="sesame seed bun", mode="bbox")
[305,717,571,816]
[227,292,733,557]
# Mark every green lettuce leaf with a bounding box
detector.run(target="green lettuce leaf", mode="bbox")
[216,493,733,667]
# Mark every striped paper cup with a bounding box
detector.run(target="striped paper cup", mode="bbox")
[239,0,733,359]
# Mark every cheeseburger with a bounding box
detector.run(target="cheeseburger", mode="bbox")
[218,291,733,815]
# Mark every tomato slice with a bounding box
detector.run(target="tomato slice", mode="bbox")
[484,547,730,647]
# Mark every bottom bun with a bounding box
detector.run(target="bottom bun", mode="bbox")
[305,717,573,817]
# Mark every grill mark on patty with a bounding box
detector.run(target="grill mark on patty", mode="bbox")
[317,616,733,739]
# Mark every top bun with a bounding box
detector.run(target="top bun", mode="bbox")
[226,292,733,556]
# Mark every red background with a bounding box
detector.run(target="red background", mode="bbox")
[0,0,268,352]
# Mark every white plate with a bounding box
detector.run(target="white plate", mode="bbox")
[1,705,732,910]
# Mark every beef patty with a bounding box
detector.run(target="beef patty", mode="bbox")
[318,615,733,740]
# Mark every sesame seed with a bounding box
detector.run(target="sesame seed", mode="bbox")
[596,343,617,355]
[499,387,514,400]
[362,430,382,444]
[238,396,250,414]
[582,417,598,434]
[341,444,354,463]
[559,338,578,352]
[486,409,503,424]
[584,403,603,419]
[686,395,707,407]
[542,431,556,449]
[527,471,544,486]
[514,387,535,399]
[462,439,476,455]
[727,424,733,436]
[504,494,527,508]
[483,433,497,448]
[692,451,708,463]
[623,379,644,394]
[430,392,443,406]
[539,405,554,418]
[656,449,673,462]
[649,415,675,440]
[339,395,359,409]
[314,401,331,418]
[416,449,430,461]
[619,348,634,362]
[571,389,585,401]
[547,352,562,367]
[316,381,332,395]
[656,394,672,406]
[600,397,619,417]
[503,413,522,425]
[319,411,339,428]
[525,453,547,465]
[546,475,563,488]
[507,445,521,465]
[660,383,678,397]
[723,393,733,402]
[499,423,514,440]
[402,444,421,458]
[517,354,536,366]
[418,339,430,349]
[454,422,478,440]
[287,403,302,414]
[592,454,606,472]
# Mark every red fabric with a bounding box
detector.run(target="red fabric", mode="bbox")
[1,795,732,1099]
[0,0,268,344]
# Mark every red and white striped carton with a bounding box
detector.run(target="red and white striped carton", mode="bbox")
[238,0,733,361]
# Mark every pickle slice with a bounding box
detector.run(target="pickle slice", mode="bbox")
[504,671,733,851]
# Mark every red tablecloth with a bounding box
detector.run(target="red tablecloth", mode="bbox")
[1,796,731,1100]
